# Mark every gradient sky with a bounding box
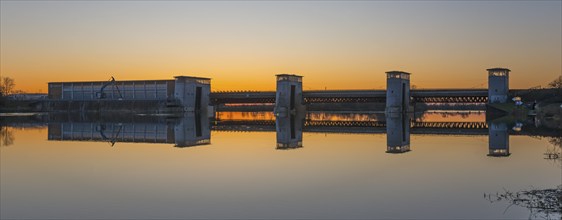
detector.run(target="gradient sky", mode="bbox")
[1,1,561,92]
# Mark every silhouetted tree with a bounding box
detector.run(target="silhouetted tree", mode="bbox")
[0,77,15,96]
[548,75,562,89]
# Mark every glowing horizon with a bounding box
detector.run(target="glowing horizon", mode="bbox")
[1,1,561,93]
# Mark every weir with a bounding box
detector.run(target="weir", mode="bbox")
[44,115,545,157]
[45,68,525,113]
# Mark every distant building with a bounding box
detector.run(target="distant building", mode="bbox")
[47,76,211,112]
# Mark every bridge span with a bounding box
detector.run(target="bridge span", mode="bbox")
[210,89,501,104]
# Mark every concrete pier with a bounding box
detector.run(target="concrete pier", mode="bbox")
[174,76,211,112]
[487,68,510,104]
[274,74,304,116]
[385,71,412,113]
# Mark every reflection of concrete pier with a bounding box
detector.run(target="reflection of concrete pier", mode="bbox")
[386,113,411,154]
[47,114,210,148]
[487,122,510,157]
[174,113,211,148]
[275,114,304,150]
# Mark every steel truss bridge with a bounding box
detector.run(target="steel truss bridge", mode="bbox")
[210,89,504,104]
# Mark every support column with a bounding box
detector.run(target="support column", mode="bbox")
[274,74,304,116]
[487,122,510,157]
[174,76,211,112]
[385,71,411,113]
[385,113,411,154]
[487,68,510,104]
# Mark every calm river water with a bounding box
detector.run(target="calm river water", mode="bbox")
[1,111,560,219]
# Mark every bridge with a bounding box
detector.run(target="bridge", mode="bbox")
[210,89,494,105]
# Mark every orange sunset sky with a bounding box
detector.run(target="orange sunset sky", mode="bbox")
[1,1,561,93]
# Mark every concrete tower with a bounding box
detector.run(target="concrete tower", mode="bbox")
[487,68,510,104]
[386,113,411,154]
[174,76,211,112]
[487,122,510,157]
[274,74,304,116]
[385,71,411,113]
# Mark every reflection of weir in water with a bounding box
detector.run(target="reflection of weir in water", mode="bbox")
[213,119,489,135]
[34,111,559,155]
[47,113,210,148]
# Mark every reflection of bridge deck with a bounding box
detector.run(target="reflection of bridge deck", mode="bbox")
[212,120,490,135]
[212,120,559,137]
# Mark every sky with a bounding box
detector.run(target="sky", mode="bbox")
[1,1,561,92]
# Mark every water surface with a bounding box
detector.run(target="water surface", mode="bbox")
[1,112,560,219]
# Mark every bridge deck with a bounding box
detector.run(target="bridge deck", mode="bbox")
[211,89,494,104]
